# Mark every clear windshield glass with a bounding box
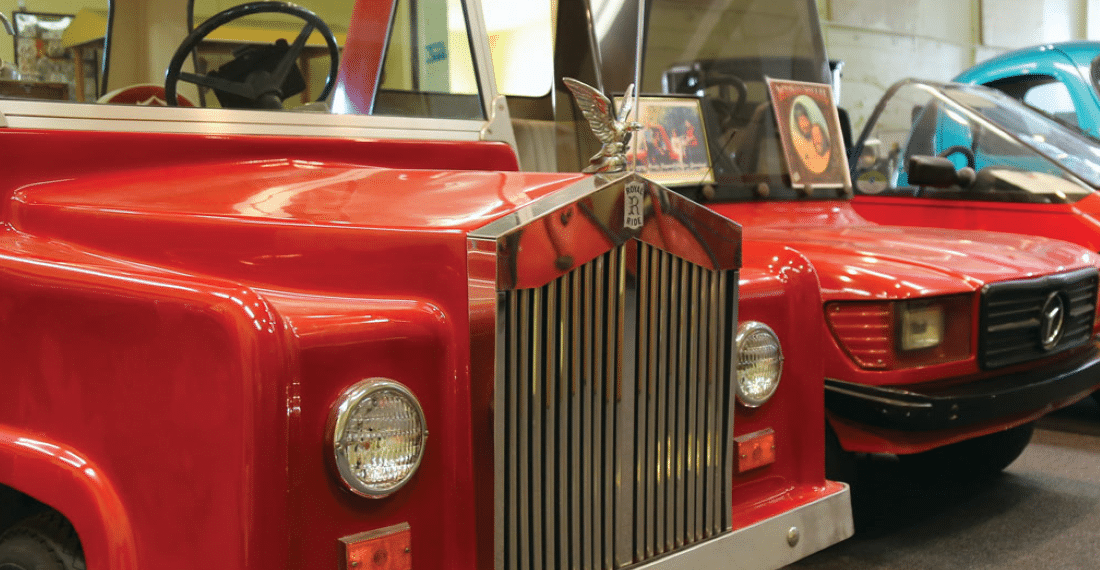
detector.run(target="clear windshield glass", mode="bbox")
[854,81,1095,203]
[592,0,833,199]
[0,0,484,120]
[942,84,1100,188]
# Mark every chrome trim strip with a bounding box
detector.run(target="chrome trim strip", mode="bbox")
[0,99,485,140]
[519,289,532,570]
[656,250,669,553]
[469,174,741,291]
[706,271,721,535]
[721,273,736,531]
[505,292,519,570]
[634,243,651,561]
[645,244,659,558]
[531,286,544,570]
[630,487,853,570]
[582,261,595,570]
[569,270,582,570]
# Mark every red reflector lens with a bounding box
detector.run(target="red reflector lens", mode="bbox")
[340,523,411,570]
[734,428,776,473]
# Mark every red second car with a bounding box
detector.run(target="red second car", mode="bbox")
[510,0,1100,480]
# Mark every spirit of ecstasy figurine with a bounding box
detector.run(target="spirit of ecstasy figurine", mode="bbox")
[563,77,642,174]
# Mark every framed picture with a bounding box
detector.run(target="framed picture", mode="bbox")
[617,95,714,187]
[766,77,852,189]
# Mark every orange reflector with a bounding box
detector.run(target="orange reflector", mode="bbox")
[734,428,776,473]
[340,523,411,570]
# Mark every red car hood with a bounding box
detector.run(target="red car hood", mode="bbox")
[7,159,590,293]
[746,224,1097,299]
[10,159,586,233]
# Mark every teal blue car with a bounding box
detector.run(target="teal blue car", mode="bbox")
[955,42,1100,138]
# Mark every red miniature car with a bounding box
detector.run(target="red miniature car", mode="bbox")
[0,0,850,569]
[503,0,1100,482]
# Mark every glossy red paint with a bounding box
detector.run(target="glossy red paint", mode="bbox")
[0,125,554,569]
[734,242,834,516]
[0,1,854,568]
[711,199,1100,454]
[854,193,1100,253]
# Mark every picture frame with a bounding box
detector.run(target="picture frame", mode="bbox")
[617,95,715,187]
[766,77,852,190]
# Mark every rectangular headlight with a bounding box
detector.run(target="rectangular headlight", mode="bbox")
[899,301,945,350]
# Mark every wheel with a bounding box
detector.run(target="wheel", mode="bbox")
[165,2,340,109]
[899,422,1034,481]
[0,512,84,570]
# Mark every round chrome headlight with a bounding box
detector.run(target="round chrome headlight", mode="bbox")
[328,378,427,498]
[736,322,783,407]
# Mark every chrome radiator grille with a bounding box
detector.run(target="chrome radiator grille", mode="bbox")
[498,241,736,570]
[980,268,1098,369]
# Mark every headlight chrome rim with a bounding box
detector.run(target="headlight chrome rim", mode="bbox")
[328,378,428,498]
[735,321,783,408]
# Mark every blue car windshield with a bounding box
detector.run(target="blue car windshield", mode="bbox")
[943,84,1100,189]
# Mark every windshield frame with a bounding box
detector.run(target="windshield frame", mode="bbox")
[0,0,512,146]
[853,78,1100,194]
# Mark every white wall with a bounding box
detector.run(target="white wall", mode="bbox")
[818,0,1098,132]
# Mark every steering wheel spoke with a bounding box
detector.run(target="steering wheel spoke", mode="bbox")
[177,71,256,99]
[272,23,315,86]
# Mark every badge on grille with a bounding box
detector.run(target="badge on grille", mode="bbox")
[625,181,645,230]
[1040,291,1067,351]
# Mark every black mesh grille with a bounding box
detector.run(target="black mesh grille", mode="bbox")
[980,268,1098,369]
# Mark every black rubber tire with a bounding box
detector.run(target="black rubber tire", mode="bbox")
[898,422,1035,481]
[0,512,85,570]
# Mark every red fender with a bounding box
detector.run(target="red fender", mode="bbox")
[0,429,137,570]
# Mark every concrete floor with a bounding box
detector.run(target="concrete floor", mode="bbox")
[791,398,1100,569]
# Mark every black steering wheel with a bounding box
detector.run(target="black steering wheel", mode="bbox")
[704,73,748,132]
[165,2,340,109]
[937,145,976,169]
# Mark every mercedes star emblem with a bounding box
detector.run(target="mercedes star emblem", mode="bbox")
[1039,291,1067,351]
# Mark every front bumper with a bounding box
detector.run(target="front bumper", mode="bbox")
[825,344,1100,431]
[634,483,852,570]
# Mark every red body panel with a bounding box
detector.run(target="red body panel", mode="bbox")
[733,242,834,523]
[853,192,1100,253]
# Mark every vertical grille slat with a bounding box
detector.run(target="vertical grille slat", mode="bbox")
[980,270,1098,369]
[706,269,721,536]
[531,288,544,570]
[644,246,660,560]
[518,290,532,570]
[654,250,669,555]
[592,255,607,570]
[569,270,582,570]
[499,242,736,570]
[633,248,650,562]
[543,281,558,570]
[692,265,706,542]
[582,263,596,570]
[602,249,617,570]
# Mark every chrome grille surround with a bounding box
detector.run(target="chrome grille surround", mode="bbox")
[979,267,1098,369]
[468,174,742,570]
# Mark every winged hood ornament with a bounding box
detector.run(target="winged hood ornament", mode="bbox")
[563,77,643,174]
